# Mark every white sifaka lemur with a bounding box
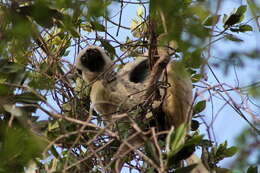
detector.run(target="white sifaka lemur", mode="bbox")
[75,45,208,173]
[75,45,192,125]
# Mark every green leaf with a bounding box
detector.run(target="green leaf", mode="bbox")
[130,19,139,31]
[184,0,192,6]
[100,40,116,58]
[130,19,142,38]
[147,168,156,173]
[67,27,80,38]
[18,2,64,28]
[248,85,260,98]
[48,121,60,131]
[145,140,160,166]
[86,0,109,17]
[203,15,220,26]
[247,166,258,173]
[224,146,237,157]
[0,84,12,96]
[188,4,210,22]
[185,134,204,147]
[0,124,47,172]
[216,141,227,154]
[82,22,93,32]
[216,141,237,160]
[193,100,206,115]
[166,124,187,157]
[230,24,253,33]
[28,73,55,90]
[239,24,253,32]
[224,34,243,42]
[14,92,43,104]
[214,167,233,173]
[185,48,204,69]
[0,59,24,74]
[90,21,106,32]
[224,14,241,27]
[201,139,213,148]
[236,5,247,15]
[191,74,203,83]
[224,5,247,27]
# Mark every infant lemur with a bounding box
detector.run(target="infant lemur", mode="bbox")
[75,45,193,128]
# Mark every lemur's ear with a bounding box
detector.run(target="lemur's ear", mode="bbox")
[129,59,149,83]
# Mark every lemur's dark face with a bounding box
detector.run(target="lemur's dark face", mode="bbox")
[129,59,149,83]
[80,48,105,72]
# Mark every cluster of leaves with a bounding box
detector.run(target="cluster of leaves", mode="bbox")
[0,0,259,173]
[0,123,47,173]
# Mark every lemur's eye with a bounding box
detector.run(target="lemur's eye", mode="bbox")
[77,69,82,75]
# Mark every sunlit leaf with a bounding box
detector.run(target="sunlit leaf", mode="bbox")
[137,5,144,17]
[191,73,203,83]
[203,15,221,26]
[236,5,247,15]
[3,104,23,117]
[130,17,146,38]
[48,121,60,131]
